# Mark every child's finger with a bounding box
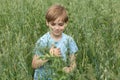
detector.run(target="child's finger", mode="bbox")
[57,48,61,55]
[56,48,60,51]
[55,48,60,52]
[54,49,61,54]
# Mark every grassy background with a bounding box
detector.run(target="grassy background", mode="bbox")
[0,0,120,80]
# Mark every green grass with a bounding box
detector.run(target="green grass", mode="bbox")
[0,0,120,80]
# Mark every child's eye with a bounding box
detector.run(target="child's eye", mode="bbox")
[50,22,64,26]
[58,23,64,26]
[51,23,56,26]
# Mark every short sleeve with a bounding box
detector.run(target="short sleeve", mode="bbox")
[68,37,78,54]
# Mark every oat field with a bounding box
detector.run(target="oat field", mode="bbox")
[0,0,120,80]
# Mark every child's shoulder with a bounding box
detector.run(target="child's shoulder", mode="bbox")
[41,32,49,39]
[63,33,73,40]
[37,32,49,43]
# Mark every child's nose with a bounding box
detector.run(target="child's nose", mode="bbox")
[54,25,59,29]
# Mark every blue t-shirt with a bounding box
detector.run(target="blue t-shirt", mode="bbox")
[33,32,78,80]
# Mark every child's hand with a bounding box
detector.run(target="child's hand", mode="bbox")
[49,45,61,57]
[62,66,72,73]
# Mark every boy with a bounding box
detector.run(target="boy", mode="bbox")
[32,4,78,80]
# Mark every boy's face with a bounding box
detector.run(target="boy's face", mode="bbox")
[46,18,67,37]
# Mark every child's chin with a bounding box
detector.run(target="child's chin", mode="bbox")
[53,32,59,34]
[54,33,61,36]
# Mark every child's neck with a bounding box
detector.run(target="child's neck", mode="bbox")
[50,33,62,41]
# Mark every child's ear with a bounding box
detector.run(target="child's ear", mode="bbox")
[64,22,68,27]
[46,21,49,26]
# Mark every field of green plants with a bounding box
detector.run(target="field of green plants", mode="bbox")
[0,0,120,80]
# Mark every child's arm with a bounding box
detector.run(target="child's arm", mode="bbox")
[32,46,61,69]
[63,54,76,73]
[69,54,76,70]
[32,55,48,69]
